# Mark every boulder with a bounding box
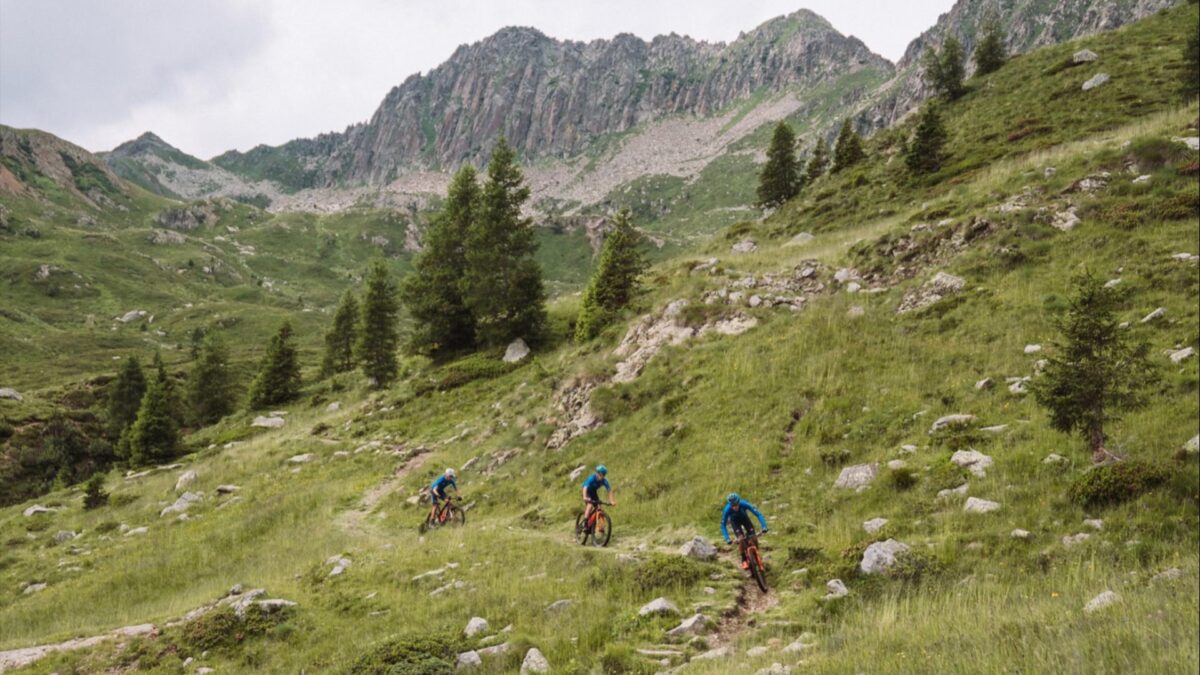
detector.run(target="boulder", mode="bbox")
[937,483,969,500]
[666,613,711,637]
[1062,533,1091,547]
[464,617,489,638]
[520,647,551,674]
[287,453,316,463]
[568,465,587,481]
[0,387,23,401]
[860,539,910,575]
[824,579,849,599]
[544,599,572,613]
[1083,519,1104,531]
[863,518,889,534]
[731,240,758,253]
[693,646,732,661]
[782,636,816,654]
[1184,434,1199,455]
[1008,378,1030,395]
[326,401,341,412]
[175,470,197,492]
[930,414,975,433]
[503,338,531,363]
[1140,307,1165,323]
[746,646,770,658]
[23,582,47,594]
[1072,49,1099,63]
[785,232,814,247]
[1172,137,1200,151]
[1132,175,1151,184]
[479,642,512,658]
[1169,347,1195,364]
[886,459,907,470]
[117,309,147,323]
[1152,568,1184,583]
[23,504,56,517]
[679,536,718,561]
[834,463,878,491]
[457,650,482,669]
[964,497,1001,514]
[1011,529,1032,540]
[1024,344,1042,354]
[327,555,352,577]
[951,450,993,478]
[974,378,994,391]
[1081,73,1109,91]
[160,491,203,517]
[252,415,285,428]
[1043,453,1069,465]
[1084,590,1120,613]
[53,530,76,543]
[124,527,148,537]
[639,597,680,617]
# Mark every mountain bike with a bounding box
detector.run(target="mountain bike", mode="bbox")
[424,495,465,531]
[575,500,613,547]
[735,530,769,593]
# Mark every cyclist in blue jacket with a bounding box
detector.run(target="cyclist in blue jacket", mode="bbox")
[429,468,458,522]
[579,465,615,533]
[721,493,768,569]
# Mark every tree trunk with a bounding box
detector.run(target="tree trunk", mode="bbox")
[1089,425,1120,464]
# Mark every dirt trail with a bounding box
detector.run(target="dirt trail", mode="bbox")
[334,451,431,537]
[708,572,779,649]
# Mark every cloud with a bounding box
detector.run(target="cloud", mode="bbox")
[0,0,953,158]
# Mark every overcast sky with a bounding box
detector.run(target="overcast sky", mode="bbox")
[0,0,954,159]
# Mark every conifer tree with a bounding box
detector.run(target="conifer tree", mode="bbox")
[357,260,401,388]
[320,291,359,376]
[107,356,146,439]
[462,137,547,348]
[1184,24,1199,100]
[831,118,866,173]
[575,209,647,342]
[804,137,829,184]
[972,15,1007,76]
[126,378,178,466]
[83,472,108,509]
[1032,273,1156,464]
[905,103,949,174]
[923,36,966,100]
[150,350,184,422]
[248,321,302,408]
[756,122,800,208]
[188,332,237,425]
[400,165,480,357]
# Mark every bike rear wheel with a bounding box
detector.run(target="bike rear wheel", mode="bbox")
[748,547,768,593]
[591,512,612,547]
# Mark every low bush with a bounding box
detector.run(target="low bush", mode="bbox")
[887,466,919,491]
[179,604,294,652]
[631,554,709,592]
[1068,460,1170,507]
[412,354,515,396]
[345,632,462,675]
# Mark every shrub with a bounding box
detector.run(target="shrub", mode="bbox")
[179,604,294,652]
[414,354,514,395]
[887,467,919,491]
[82,473,108,509]
[631,554,708,592]
[1127,136,1193,170]
[1067,460,1170,507]
[94,520,119,534]
[346,632,462,675]
[819,448,851,466]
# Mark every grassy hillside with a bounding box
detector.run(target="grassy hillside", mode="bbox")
[0,5,1197,674]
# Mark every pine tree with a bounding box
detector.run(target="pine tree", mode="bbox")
[357,260,401,388]
[83,472,108,509]
[400,165,480,357]
[804,137,829,184]
[831,118,866,173]
[150,350,183,422]
[248,321,302,408]
[1184,24,1199,100]
[126,377,178,466]
[575,209,647,342]
[756,122,800,208]
[462,137,547,348]
[107,356,146,439]
[320,291,359,376]
[189,327,205,359]
[923,36,966,100]
[905,103,949,175]
[972,15,1007,76]
[1031,273,1156,464]
[188,332,237,425]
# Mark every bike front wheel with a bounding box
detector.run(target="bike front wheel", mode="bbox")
[748,547,768,593]
[590,512,612,548]
[447,505,466,527]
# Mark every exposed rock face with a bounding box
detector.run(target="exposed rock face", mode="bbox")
[860,539,911,575]
[0,125,126,206]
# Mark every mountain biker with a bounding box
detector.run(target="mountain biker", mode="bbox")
[721,493,768,569]
[579,465,615,533]
[429,468,459,522]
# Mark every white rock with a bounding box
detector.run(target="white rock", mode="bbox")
[1132,175,1151,184]
[1072,49,1099,63]
[863,518,889,534]
[693,646,732,661]
[23,582,47,594]
[160,491,203,517]
[124,527,148,537]
[860,539,911,575]
[834,463,878,491]
[1063,533,1091,547]
[824,579,849,599]
[834,268,859,284]
[975,378,994,391]
[847,305,865,318]
[464,617,489,638]
[782,638,816,654]
[785,232,814,247]
[252,415,285,428]
[1184,435,1199,455]
[116,309,147,323]
[457,650,482,669]
[639,597,680,617]
[931,414,975,432]
[1173,137,1200,151]
[1152,568,1184,583]
[479,642,512,658]
[23,504,56,517]
[1081,73,1109,91]
[1083,519,1104,530]
[287,453,316,463]
[1084,590,1120,613]
[0,387,23,401]
[951,450,993,478]
[1011,529,1031,540]
[520,647,551,674]
[980,425,1008,433]
[1024,344,1042,354]
[1104,278,1122,288]
[900,444,918,454]
[1140,307,1165,323]
[544,599,572,613]
[568,465,587,481]
[964,497,1001,514]
[326,401,341,412]
[666,613,711,637]
[937,483,969,500]
[731,239,758,253]
[53,530,76,543]
[1169,347,1195,364]
[175,470,197,492]
[1008,378,1030,395]
[746,646,770,658]
[503,338,531,363]
[845,282,861,293]
[1043,453,1069,465]
[886,459,907,470]
[679,536,718,561]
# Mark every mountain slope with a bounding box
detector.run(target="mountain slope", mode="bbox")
[100,132,279,206]
[1,6,1196,673]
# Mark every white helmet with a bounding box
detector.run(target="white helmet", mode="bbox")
[445,468,457,478]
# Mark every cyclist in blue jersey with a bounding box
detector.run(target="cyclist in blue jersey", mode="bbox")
[429,468,458,522]
[721,493,768,569]
[579,465,615,533]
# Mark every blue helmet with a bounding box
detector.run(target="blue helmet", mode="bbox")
[727,492,740,504]
[596,465,608,475]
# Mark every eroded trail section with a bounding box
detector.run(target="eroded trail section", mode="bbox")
[334,446,432,537]
[0,624,155,673]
